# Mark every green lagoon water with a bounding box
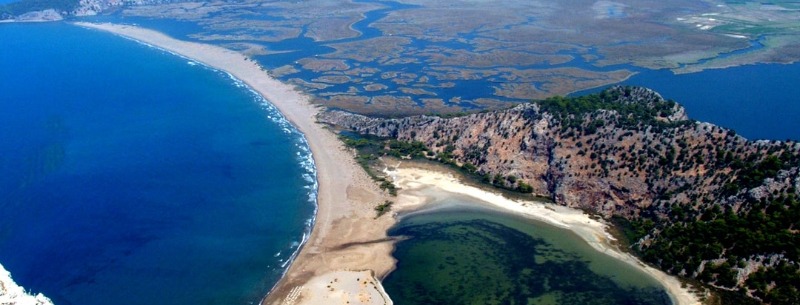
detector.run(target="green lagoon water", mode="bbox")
[383,197,671,305]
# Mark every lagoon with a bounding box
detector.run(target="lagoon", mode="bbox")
[383,199,671,305]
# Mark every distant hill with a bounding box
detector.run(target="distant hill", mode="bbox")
[1,0,78,16]
[0,0,129,20]
[321,86,800,304]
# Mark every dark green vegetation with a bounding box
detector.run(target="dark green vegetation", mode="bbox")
[327,86,800,304]
[383,211,670,305]
[541,89,800,304]
[339,134,534,195]
[374,200,393,218]
[546,92,798,304]
[0,0,78,16]
[536,87,688,132]
[624,193,800,304]
[721,155,788,195]
[338,134,398,196]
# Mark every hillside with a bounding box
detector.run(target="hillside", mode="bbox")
[320,86,800,304]
[1,0,77,17]
[1,0,122,20]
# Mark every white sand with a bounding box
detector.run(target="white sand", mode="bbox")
[388,165,703,305]
[73,22,701,305]
[295,270,392,305]
[73,22,394,305]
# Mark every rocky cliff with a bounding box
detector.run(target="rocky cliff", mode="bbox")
[0,263,53,305]
[321,86,800,304]
[1,0,126,21]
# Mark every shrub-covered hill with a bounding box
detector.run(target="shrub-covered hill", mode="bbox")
[320,86,800,304]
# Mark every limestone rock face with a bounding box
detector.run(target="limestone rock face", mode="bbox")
[15,9,64,21]
[322,86,800,298]
[320,86,800,218]
[0,263,54,305]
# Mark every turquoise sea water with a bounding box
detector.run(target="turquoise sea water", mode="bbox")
[0,23,315,304]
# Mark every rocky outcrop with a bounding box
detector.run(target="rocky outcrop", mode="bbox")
[322,86,799,217]
[15,9,63,21]
[0,263,54,305]
[1,0,125,21]
[321,86,800,302]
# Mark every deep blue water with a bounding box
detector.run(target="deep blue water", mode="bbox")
[573,63,800,141]
[0,23,316,305]
[624,64,800,141]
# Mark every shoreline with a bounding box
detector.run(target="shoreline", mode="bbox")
[0,263,54,305]
[73,22,399,305]
[386,162,703,305]
[73,22,701,305]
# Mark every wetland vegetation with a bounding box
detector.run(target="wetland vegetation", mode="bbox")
[114,0,800,116]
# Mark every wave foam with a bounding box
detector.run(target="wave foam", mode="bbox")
[118,35,319,299]
[225,68,319,296]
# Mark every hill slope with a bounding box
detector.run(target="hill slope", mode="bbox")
[321,86,800,304]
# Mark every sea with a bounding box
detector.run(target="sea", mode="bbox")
[2,13,798,305]
[0,23,316,305]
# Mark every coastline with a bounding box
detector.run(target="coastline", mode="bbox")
[73,22,399,305]
[386,162,703,305]
[0,263,54,305]
[73,22,702,305]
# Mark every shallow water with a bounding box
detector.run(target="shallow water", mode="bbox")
[383,199,671,305]
[0,23,316,305]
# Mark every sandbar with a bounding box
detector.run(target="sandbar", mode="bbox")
[74,22,701,305]
[74,21,397,305]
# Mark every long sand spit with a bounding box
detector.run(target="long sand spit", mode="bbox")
[74,22,396,305]
[74,22,700,305]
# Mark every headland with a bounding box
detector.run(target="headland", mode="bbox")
[74,22,701,305]
[0,263,54,305]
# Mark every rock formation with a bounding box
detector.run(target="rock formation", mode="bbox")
[321,86,800,304]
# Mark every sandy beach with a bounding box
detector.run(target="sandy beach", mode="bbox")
[74,22,398,305]
[387,162,703,305]
[75,22,701,305]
